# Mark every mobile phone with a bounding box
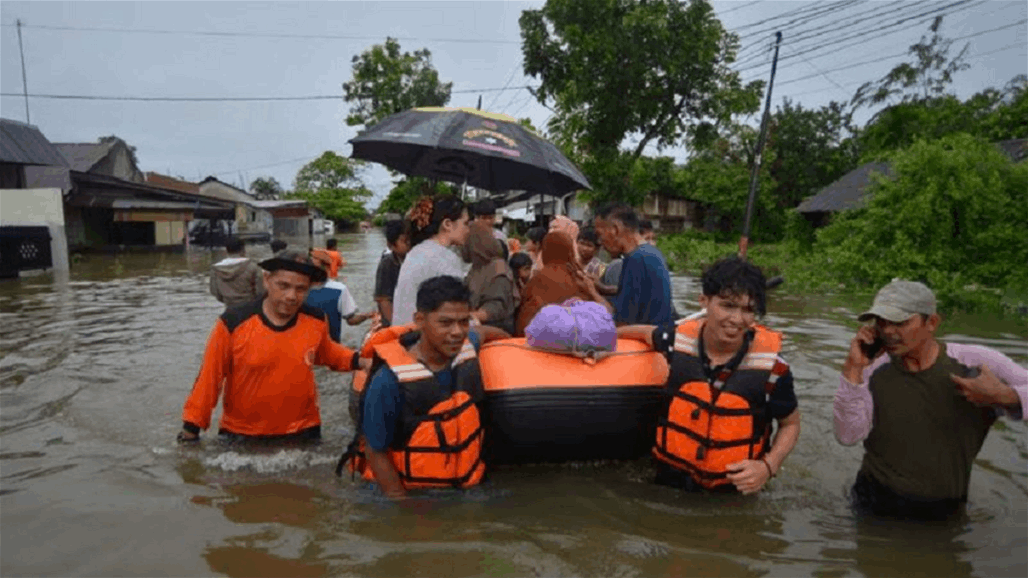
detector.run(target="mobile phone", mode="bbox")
[860,332,885,359]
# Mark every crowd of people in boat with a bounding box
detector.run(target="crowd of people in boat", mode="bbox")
[187,193,1027,521]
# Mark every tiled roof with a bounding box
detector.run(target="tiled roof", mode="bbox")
[55,142,116,172]
[796,162,892,214]
[145,172,200,194]
[0,118,68,167]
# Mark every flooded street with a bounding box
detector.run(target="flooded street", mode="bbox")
[1,231,1025,577]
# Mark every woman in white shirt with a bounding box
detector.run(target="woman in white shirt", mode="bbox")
[390,195,471,326]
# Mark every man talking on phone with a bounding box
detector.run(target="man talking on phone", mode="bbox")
[834,280,1027,519]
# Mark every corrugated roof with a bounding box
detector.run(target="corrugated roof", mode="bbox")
[796,162,892,214]
[0,118,69,166]
[198,176,256,204]
[55,142,116,172]
[248,200,307,209]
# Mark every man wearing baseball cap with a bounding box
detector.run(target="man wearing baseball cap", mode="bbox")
[834,279,1027,519]
[177,250,368,443]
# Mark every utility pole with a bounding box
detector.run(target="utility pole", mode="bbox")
[739,31,782,260]
[17,19,30,123]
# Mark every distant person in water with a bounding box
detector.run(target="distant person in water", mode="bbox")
[324,238,346,279]
[178,250,366,443]
[835,279,1027,519]
[618,256,801,494]
[373,220,411,328]
[209,236,265,309]
[307,249,375,342]
[270,239,287,256]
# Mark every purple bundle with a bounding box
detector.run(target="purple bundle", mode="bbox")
[525,298,617,354]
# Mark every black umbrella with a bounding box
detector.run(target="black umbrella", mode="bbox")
[349,107,590,194]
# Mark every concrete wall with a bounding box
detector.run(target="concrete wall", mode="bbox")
[274,217,310,237]
[0,188,70,272]
[155,221,186,246]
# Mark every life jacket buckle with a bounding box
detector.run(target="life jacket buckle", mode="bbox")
[691,408,702,420]
[695,446,706,461]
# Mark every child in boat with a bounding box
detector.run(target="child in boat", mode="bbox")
[577,226,606,280]
[509,252,533,295]
[617,256,801,495]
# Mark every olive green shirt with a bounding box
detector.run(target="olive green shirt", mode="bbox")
[861,351,997,500]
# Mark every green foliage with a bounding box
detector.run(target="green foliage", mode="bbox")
[343,37,453,128]
[376,177,453,216]
[290,152,372,224]
[249,176,284,200]
[813,134,1028,311]
[520,0,762,203]
[768,99,859,209]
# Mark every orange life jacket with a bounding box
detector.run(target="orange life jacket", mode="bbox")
[339,326,486,489]
[348,324,416,423]
[653,319,784,489]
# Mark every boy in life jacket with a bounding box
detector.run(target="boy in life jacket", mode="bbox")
[346,275,510,498]
[617,256,801,494]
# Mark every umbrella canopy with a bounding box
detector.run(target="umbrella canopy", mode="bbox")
[349,107,590,195]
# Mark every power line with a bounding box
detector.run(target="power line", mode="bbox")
[0,85,541,102]
[211,156,320,177]
[0,22,521,45]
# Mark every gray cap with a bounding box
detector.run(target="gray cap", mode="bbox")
[858,280,936,322]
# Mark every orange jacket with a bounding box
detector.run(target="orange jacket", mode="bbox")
[654,319,784,489]
[347,327,485,489]
[326,250,345,278]
[182,302,356,436]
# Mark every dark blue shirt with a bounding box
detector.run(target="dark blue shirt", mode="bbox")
[612,243,674,326]
[362,331,482,451]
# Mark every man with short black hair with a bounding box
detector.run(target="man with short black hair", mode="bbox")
[473,198,508,243]
[347,275,509,498]
[835,280,1026,519]
[639,220,655,244]
[374,220,411,328]
[593,203,674,326]
[618,256,801,494]
[209,236,265,309]
[179,250,366,443]
[324,238,345,279]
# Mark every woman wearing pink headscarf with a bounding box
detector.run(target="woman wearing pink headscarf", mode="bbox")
[547,215,580,265]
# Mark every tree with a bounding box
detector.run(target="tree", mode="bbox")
[767,99,859,210]
[249,176,284,200]
[343,37,453,128]
[290,152,372,225]
[376,177,453,216]
[852,16,970,111]
[814,134,1028,301]
[520,0,763,203]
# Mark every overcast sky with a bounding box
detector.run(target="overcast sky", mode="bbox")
[1,1,1025,209]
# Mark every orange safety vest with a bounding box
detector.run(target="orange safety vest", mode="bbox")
[653,319,783,489]
[348,324,416,423]
[339,326,486,489]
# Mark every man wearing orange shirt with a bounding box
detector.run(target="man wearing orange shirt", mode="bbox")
[177,250,367,443]
[325,238,346,279]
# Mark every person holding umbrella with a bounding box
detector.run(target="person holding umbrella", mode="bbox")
[390,194,471,327]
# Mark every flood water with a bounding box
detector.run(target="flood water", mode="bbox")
[1,231,1025,577]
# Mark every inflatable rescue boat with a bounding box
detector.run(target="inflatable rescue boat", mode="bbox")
[348,327,670,465]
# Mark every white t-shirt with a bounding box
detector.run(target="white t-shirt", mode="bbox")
[324,279,358,318]
[391,238,467,326]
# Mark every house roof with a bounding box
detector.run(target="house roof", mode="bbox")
[996,138,1027,163]
[198,176,256,204]
[796,162,892,214]
[145,172,200,194]
[248,199,307,209]
[0,118,68,167]
[55,141,116,172]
